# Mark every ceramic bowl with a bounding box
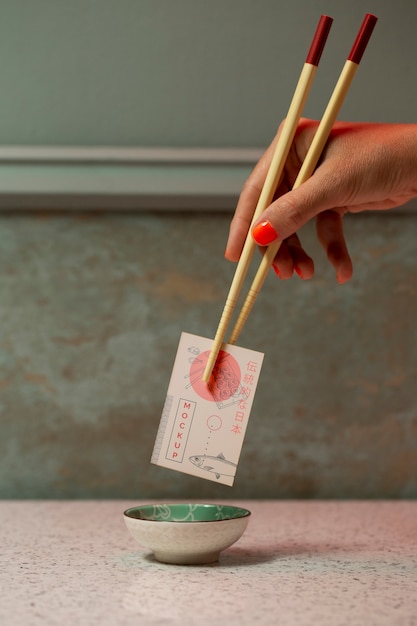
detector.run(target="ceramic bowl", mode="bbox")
[123,502,251,565]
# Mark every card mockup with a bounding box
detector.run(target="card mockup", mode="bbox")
[151,332,264,486]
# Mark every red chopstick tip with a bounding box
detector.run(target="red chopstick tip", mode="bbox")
[305,14,333,66]
[348,13,378,64]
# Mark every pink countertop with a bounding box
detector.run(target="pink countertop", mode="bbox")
[1,500,416,625]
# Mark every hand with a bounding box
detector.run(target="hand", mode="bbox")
[225,119,417,283]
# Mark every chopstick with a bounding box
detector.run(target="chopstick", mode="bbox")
[227,13,378,347]
[201,14,334,383]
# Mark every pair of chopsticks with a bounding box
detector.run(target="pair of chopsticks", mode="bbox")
[202,13,378,383]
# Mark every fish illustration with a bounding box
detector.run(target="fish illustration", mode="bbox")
[189,453,237,480]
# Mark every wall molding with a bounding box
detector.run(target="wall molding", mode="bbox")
[0,146,415,212]
[0,146,263,164]
[0,146,262,211]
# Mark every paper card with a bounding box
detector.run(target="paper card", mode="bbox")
[151,332,264,486]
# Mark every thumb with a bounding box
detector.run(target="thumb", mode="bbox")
[251,172,342,245]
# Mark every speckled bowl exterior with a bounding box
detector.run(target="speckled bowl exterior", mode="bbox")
[123,503,251,565]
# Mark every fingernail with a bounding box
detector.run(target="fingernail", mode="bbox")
[294,265,303,279]
[272,263,281,277]
[252,220,278,246]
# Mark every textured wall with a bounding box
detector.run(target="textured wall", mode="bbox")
[0,211,415,499]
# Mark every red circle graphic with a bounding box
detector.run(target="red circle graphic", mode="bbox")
[189,349,241,402]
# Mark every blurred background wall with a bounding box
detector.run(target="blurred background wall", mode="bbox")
[0,0,416,499]
[1,0,416,147]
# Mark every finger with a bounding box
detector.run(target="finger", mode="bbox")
[225,130,285,261]
[316,210,353,283]
[286,233,315,279]
[225,182,262,261]
[271,241,294,280]
[272,234,314,280]
[251,159,349,246]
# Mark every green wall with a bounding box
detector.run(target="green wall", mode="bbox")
[0,0,416,148]
[0,1,416,499]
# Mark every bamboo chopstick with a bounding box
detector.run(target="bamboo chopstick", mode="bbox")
[227,13,378,347]
[201,14,333,383]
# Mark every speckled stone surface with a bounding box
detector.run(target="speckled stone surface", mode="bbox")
[1,500,416,626]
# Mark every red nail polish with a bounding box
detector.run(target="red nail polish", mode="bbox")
[272,263,281,277]
[294,265,303,278]
[252,220,278,246]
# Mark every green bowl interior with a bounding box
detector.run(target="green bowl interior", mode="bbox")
[124,503,250,523]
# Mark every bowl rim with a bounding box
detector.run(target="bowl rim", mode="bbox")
[123,502,251,523]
